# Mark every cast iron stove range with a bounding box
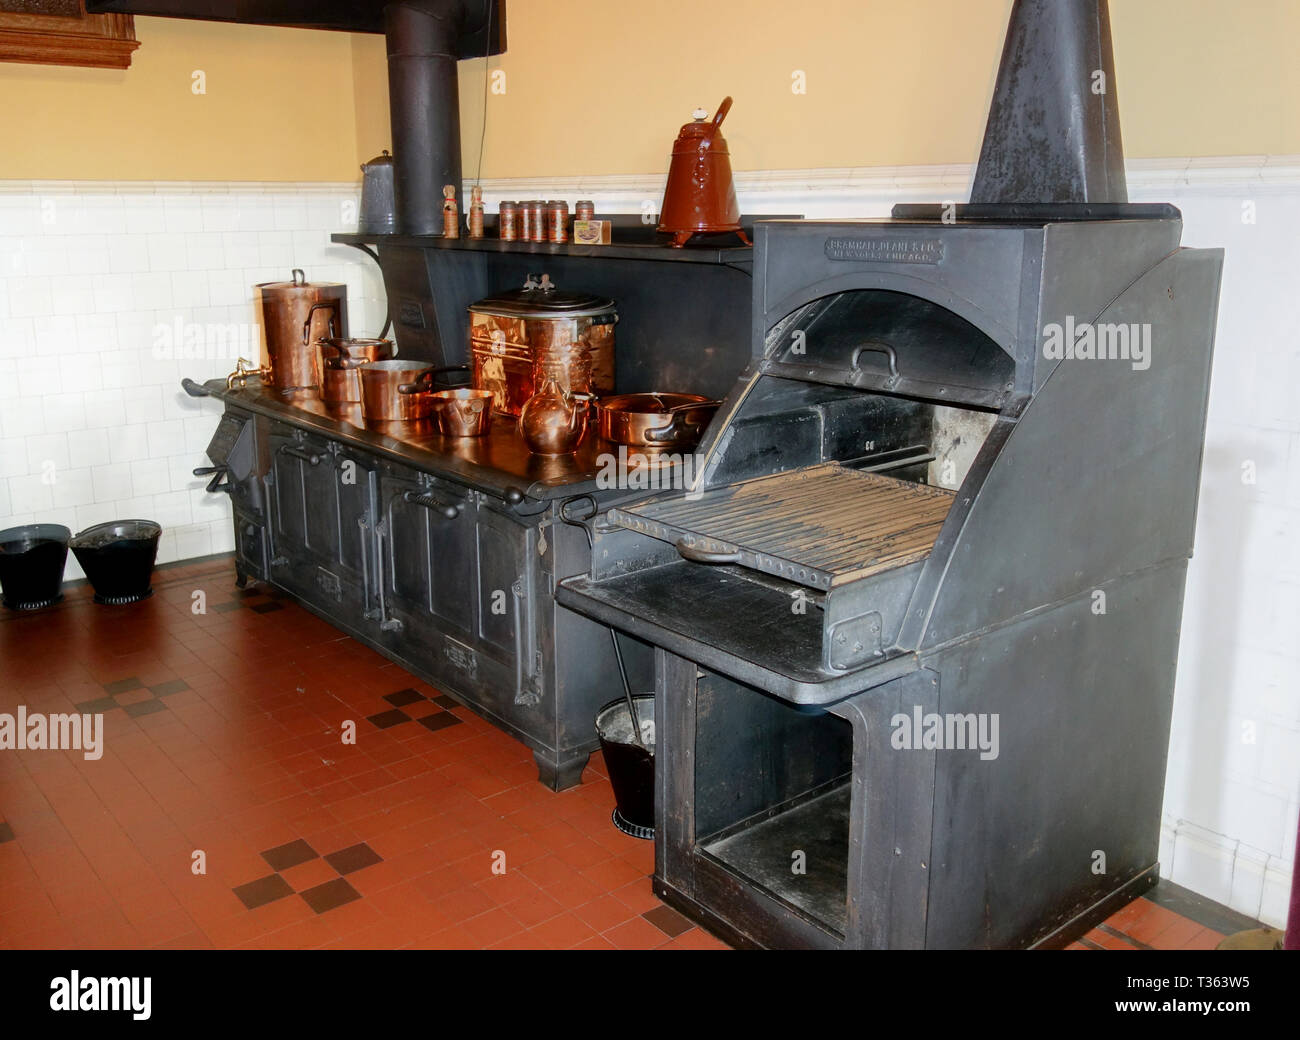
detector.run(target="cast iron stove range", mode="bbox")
[557,0,1226,948]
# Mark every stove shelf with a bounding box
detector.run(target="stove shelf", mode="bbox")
[701,782,852,938]
[331,230,757,268]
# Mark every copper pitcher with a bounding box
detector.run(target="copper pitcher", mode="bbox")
[657,97,746,248]
[518,373,594,455]
[256,269,348,392]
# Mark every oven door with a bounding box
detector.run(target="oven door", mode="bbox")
[267,423,377,613]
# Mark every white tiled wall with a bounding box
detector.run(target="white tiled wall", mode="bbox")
[2,164,1296,926]
[0,182,384,576]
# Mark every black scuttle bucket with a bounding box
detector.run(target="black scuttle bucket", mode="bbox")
[70,520,162,605]
[0,524,71,610]
[595,695,655,840]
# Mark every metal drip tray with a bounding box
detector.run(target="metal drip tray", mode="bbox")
[609,463,954,590]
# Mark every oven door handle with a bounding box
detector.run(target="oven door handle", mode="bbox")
[850,342,900,389]
[675,538,742,565]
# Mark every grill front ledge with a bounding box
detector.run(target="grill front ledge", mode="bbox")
[557,559,923,707]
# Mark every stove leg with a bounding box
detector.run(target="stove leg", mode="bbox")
[534,749,589,792]
[235,568,248,589]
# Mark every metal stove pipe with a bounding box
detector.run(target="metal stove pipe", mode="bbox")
[971,0,1127,204]
[384,0,502,234]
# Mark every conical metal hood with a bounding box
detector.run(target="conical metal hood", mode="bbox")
[970,0,1127,204]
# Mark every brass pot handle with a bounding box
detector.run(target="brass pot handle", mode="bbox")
[302,303,338,346]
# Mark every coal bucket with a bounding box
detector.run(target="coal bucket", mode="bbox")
[0,524,70,610]
[70,520,162,605]
[595,695,655,840]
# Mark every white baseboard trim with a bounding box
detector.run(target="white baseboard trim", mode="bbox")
[2,153,1296,202]
[1159,817,1293,928]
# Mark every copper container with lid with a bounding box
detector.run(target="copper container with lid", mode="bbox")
[255,269,348,392]
[468,274,616,417]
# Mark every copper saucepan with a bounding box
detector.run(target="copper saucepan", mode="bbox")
[596,392,720,449]
[359,361,468,422]
[320,337,395,404]
[429,388,494,437]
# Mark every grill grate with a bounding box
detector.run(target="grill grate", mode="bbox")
[609,463,955,589]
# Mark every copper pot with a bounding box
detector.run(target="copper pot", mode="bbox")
[360,361,468,421]
[596,392,720,449]
[256,269,348,392]
[430,388,494,437]
[658,97,745,248]
[320,337,394,405]
[468,275,616,417]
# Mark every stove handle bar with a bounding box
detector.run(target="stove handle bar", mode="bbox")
[277,444,324,467]
[851,342,901,390]
[674,538,742,565]
[401,489,464,520]
[192,465,229,495]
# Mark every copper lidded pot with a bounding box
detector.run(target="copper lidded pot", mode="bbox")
[468,274,616,417]
[255,268,348,392]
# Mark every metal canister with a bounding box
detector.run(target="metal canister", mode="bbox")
[520,201,536,242]
[527,200,547,243]
[547,200,570,243]
[255,269,348,393]
[575,200,595,223]
[499,201,517,241]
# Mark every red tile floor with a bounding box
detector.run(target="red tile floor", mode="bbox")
[0,556,1241,950]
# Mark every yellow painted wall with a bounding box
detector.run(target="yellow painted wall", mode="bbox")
[1,0,1296,184]
[0,17,361,182]
[357,0,1300,179]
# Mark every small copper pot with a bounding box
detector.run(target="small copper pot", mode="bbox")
[360,361,469,422]
[430,388,494,437]
[320,337,394,405]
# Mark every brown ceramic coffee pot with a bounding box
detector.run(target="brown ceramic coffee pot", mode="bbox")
[657,97,748,248]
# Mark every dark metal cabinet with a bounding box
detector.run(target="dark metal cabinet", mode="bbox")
[267,423,377,612]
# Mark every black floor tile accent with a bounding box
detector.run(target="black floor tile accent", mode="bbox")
[300,877,362,915]
[124,699,168,718]
[213,601,243,613]
[150,679,191,697]
[1147,881,1264,936]
[384,688,426,708]
[432,694,459,710]
[643,904,693,938]
[103,676,143,696]
[74,696,120,714]
[0,822,14,844]
[324,842,383,876]
[261,839,319,872]
[251,601,284,614]
[417,712,463,733]
[367,708,412,730]
[233,873,295,910]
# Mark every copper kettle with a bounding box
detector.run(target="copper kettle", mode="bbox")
[657,97,747,248]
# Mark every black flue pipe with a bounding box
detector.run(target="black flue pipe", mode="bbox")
[971,0,1127,204]
[384,0,503,235]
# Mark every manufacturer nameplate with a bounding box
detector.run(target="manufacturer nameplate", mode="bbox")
[825,236,945,265]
